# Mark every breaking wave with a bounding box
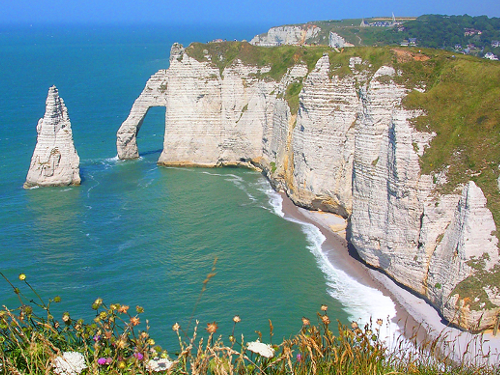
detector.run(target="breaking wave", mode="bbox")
[258,177,400,343]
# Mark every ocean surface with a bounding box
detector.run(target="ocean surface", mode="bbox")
[0,24,396,348]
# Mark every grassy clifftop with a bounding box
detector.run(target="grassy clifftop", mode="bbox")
[399,50,500,225]
[252,15,500,56]
[185,41,331,80]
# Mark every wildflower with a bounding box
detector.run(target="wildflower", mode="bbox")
[93,334,101,342]
[206,321,218,334]
[321,315,331,325]
[320,304,328,312]
[118,305,129,314]
[172,322,180,332]
[130,316,140,326]
[118,360,127,370]
[133,352,144,361]
[233,315,241,323]
[18,273,26,281]
[62,312,70,323]
[116,338,127,349]
[301,317,310,326]
[97,358,107,366]
[54,296,61,303]
[296,353,303,362]
[376,318,383,326]
[53,352,87,375]
[351,321,358,329]
[247,340,275,358]
[136,305,144,314]
[92,298,103,310]
[147,357,173,372]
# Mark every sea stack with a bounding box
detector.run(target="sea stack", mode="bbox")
[24,86,80,188]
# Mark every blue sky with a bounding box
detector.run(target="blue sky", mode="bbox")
[2,0,500,26]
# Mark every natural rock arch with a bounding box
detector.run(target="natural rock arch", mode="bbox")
[116,70,169,159]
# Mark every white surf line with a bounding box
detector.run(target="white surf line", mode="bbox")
[85,172,99,199]
[259,181,401,346]
[201,171,257,203]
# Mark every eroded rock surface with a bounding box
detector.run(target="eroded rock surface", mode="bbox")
[25,86,80,188]
[250,25,321,46]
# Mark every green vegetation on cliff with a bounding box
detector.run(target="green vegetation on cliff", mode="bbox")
[392,15,500,52]
[185,41,332,113]
[277,15,500,56]
[400,50,500,226]
[185,41,331,80]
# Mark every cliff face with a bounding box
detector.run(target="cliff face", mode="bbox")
[250,25,321,46]
[25,86,80,188]
[117,44,500,331]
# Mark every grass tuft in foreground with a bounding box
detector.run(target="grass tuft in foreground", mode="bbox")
[1,273,499,374]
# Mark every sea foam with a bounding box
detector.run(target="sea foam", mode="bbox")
[259,179,400,343]
[202,171,257,203]
[256,179,284,218]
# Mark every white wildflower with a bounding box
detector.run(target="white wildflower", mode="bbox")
[147,357,173,372]
[247,340,275,358]
[53,352,87,375]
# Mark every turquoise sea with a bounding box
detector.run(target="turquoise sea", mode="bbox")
[0,24,396,348]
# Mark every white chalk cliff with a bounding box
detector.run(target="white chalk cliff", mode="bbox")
[117,44,500,331]
[250,24,321,46]
[25,86,80,188]
[329,32,346,48]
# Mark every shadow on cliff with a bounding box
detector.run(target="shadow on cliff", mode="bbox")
[345,237,451,328]
[139,148,163,157]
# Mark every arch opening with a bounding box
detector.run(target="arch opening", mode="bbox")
[135,106,166,157]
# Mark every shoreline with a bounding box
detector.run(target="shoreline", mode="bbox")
[278,192,500,365]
